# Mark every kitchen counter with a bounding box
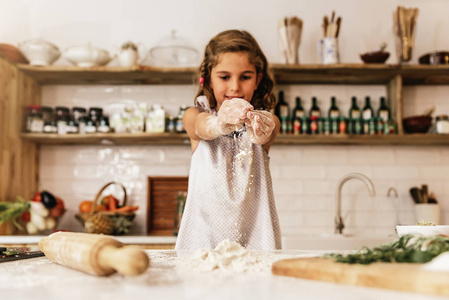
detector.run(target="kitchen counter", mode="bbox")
[0,235,177,246]
[0,249,446,300]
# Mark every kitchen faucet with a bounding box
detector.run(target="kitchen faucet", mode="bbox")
[335,173,376,234]
[387,187,400,226]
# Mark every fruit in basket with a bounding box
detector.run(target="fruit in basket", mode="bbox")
[84,214,115,234]
[0,192,65,234]
[41,191,57,209]
[79,200,93,213]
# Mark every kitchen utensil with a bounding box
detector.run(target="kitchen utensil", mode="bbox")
[18,39,60,66]
[428,192,438,204]
[0,44,29,64]
[396,224,448,237]
[149,30,198,66]
[38,231,149,276]
[393,6,419,63]
[278,16,303,64]
[402,115,432,133]
[421,184,429,204]
[419,51,449,65]
[63,44,112,67]
[272,257,449,297]
[409,187,422,203]
[0,247,44,263]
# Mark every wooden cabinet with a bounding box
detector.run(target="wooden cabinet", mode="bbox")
[1,57,449,234]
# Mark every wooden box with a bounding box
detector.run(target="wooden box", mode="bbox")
[147,176,188,236]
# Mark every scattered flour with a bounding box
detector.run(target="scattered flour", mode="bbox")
[177,239,288,273]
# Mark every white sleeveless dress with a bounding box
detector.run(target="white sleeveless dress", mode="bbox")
[175,97,282,250]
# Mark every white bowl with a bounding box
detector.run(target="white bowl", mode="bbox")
[396,225,449,237]
[63,44,112,67]
[18,39,60,66]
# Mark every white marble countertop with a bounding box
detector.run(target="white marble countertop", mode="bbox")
[0,249,446,300]
[0,235,177,245]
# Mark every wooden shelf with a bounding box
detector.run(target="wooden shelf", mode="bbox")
[15,63,449,86]
[21,132,449,146]
[270,63,398,85]
[20,132,191,145]
[17,64,198,85]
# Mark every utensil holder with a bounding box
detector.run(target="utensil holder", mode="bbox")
[415,203,440,225]
[318,37,340,64]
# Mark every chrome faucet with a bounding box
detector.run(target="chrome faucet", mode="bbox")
[387,187,400,226]
[335,173,376,234]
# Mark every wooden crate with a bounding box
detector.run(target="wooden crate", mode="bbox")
[147,176,188,236]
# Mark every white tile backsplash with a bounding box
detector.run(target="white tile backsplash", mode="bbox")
[39,84,449,238]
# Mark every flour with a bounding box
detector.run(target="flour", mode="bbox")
[177,240,287,273]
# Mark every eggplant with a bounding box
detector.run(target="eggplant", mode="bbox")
[41,191,57,209]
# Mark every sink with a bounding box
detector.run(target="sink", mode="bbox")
[282,234,396,251]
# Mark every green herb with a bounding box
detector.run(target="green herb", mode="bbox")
[0,196,30,231]
[326,234,449,264]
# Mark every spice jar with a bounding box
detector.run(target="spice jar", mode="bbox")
[24,105,44,132]
[55,106,70,134]
[436,115,449,134]
[88,107,103,126]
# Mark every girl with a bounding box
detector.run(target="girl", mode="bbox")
[175,30,281,250]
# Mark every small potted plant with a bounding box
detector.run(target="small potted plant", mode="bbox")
[118,41,140,67]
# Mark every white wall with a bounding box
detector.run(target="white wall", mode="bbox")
[3,0,449,236]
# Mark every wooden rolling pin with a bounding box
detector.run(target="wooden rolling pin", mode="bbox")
[38,232,150,276]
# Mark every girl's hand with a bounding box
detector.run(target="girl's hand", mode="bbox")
[216,98,253,135]
[246,110,276,145]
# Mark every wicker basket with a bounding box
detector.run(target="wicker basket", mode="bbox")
[75,182,135,235]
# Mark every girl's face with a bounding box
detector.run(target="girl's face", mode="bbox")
[210,51,262,111]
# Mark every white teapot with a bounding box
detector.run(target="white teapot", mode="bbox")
[117,41,147,67]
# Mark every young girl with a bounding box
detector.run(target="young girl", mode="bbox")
[175,30,282,250]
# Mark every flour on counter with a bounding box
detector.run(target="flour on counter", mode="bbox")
[177,239,290,273]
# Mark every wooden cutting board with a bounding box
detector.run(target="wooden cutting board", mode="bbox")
[272,257,449,297]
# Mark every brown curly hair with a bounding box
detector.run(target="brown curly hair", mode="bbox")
[194,29,276,111]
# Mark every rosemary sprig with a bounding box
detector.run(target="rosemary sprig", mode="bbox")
[326,234,449,264]
[0,196,30,231]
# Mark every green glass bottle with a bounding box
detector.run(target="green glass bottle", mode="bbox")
[377,96,390,122]
[309,97,321,118]
[362,96,374,134]
[328,96,340,119]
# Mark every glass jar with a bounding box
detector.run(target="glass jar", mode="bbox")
[72,107,87,124]
[436,115,449,134]
[55,106,70,134]
[88,107,103,126]
[25,105,44,133]
[97,116,110,133]
[42,106,57,133]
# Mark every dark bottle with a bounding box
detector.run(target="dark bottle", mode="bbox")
[362,97,374,134]
[349,97,361,120]
[309,97,321,118]
[292,97,305,119]
[328,96,340,119]
[275,91,290,133]
[362,97,374,120]
[377,97,390,122]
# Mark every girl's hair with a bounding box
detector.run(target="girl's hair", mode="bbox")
[194,29,276,110]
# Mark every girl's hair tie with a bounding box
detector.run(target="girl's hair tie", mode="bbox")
[199,77,204,87]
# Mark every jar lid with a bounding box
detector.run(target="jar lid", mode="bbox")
[436,115,449,121]
[72,107,86,112]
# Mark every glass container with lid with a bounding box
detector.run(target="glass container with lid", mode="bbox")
[149,30,199,66]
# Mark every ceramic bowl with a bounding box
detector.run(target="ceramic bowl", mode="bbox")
[402,115,433,133]
[419,51,449,65]
[396,225,449,237]
[18,39,60,66]
[63,44,112,67]
[360,51,390,64]
[0,44,29,64]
